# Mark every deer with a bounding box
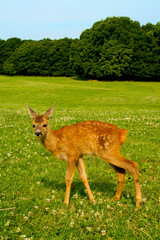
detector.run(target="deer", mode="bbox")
[27,104,142,208]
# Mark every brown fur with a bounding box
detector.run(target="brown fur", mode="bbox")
[27,104,142,207]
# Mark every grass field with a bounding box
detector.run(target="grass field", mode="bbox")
[0,75,160,239]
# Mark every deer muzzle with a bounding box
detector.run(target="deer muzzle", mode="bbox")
[35,129,42,137]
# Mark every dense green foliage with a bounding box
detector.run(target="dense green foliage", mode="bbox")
[71,17,160,80]
[2,38,75,76]
[0,17,160,80]
[0,76,160,239]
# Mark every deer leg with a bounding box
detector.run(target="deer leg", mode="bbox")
[76,157,94,202]
[109,164,126,201]
[102,155,142,207]
[64,160,76,206]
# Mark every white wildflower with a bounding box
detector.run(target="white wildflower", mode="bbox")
[86,227,91,232]
[70,220,75,228]
[5,220,11,226]
[23,216,28,221]
[28,211,32,217]
[72,193,78,199]
[52,210,57,215]
[101,230,106,236]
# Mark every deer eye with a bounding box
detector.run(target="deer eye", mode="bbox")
[43,124,47,127]
[33,124,35,128]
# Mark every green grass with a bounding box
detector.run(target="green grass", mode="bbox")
[0,75,160,240]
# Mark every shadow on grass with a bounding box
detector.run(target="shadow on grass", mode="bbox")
[41,177,136,205]
[71,76,89,81]
[42,177,114,196]
[41,177,115,194]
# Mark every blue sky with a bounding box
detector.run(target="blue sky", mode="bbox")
[0,0,160,40]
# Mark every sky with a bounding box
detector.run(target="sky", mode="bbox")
[0,0,160,40]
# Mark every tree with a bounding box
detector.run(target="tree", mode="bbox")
[48,38,75,76]
[71,17,160,80]
[0,38,22,74]
[3,38,75,76]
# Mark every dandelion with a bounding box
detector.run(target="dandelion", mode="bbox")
[101,230,106,236]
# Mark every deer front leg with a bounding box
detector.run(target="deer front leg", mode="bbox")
[64,160,76,206]
[76,157,94,202]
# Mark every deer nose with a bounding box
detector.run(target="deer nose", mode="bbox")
[35,132,40,137]
[35,130,41,137]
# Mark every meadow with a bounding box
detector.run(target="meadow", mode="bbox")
[0,75,159,240]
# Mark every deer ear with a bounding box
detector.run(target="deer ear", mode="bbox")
[45,103,56,118]
[26,105,37,119]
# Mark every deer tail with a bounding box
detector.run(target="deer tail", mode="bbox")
[119,129,128,145]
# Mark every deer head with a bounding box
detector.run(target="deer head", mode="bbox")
[27,104,55,138]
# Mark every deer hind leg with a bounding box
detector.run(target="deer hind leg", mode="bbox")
[102,154,142,207]
[76,157,94,202]
[64,160,76,206]
[109,164,126,201]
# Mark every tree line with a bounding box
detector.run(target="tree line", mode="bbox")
[0,17,160,81]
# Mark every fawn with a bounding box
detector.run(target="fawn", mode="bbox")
[27,104,142,207]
